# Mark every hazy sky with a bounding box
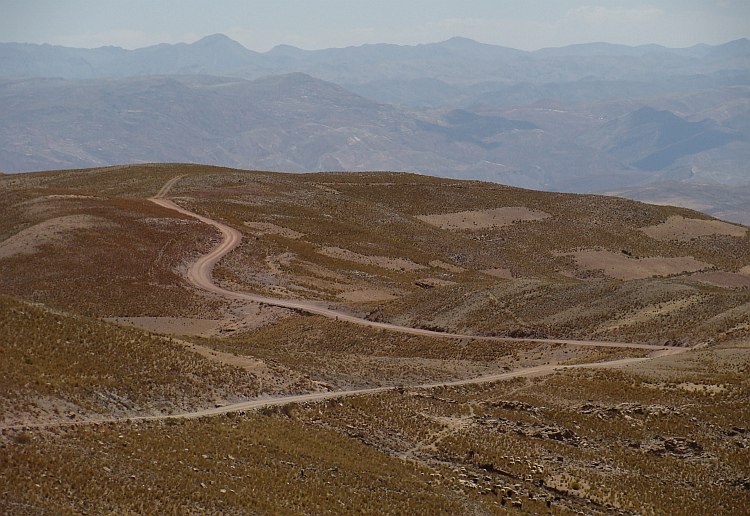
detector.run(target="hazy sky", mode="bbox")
[3,1,749,51]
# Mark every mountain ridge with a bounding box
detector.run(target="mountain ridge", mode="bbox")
[2,72,747,197]
[2,34,747,83]
[2,34,749,223]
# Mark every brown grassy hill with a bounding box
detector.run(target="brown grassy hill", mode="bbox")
[6,164,748,340]
[1,164,749,515]
[599,180,750,226]
[0,293,319,427]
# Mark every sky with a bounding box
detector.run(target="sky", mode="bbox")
[3,1,749,52]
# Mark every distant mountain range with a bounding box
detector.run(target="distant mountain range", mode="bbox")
[1,35,749,219]
[3,34,750,106]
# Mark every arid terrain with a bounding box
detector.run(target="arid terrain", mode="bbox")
[1,164,749,515]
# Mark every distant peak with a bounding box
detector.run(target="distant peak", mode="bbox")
[716,37,750,48]
[707,38,750,57]
[266,44,306,56]
[192,34,247,49]
[445,36,479,43]
[439,36,495,48]
[270,44,302,51]
[196,33,233,43]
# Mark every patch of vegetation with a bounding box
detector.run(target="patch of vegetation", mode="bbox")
[0,294,261,421]
[194,314,645,389]
[0,414,479,515]
[2,164,749,515]
[0,192,227,318]
[287,362,750,515]
[374,277,750,345]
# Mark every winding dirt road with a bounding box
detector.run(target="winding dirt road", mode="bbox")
[0,177,690,432]
[150,181,680,353]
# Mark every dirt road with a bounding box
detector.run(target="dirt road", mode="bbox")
[0,179,697,433]
[157,354,660,419]
[2,353,660,431]
[149,187,679,353]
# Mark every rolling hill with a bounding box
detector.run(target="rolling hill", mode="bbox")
[2,164,748,514]
[2,30,750,509]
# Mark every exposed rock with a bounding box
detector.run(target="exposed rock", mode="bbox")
[640,436,703,457]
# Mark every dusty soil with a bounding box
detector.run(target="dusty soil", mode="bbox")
[642,215,747,241]
[244,221,305,239]
[318,246,427,271]
[481,268,514,279]
[685,271,750,288]
[621,338,750,380]
[106,300,292,337]
[105,316,224,336]
[568,249,709,280]
[0,214,112,259]
[417,207,550,230]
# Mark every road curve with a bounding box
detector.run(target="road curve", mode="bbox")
[149,186,680,353]
[1,180,690,432]
[0,176,700,430]
[153,174,185,199]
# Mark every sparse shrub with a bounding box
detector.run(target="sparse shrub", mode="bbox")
[13,432,32,445]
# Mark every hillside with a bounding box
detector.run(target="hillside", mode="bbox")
[2,74,749,197]
[598,181,750,226]
[1,165,749,514]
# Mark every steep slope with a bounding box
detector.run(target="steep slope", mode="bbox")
[583,106,745,172]
[0,293,265,427]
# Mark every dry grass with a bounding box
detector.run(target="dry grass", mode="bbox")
[0,190,226,318]
[3,164,749,322]
[373,277,750,346]
[193,313,646,390]
[0,294,263,423]
[283,353,750,515]
[643,215,747,241]
[0,414,490,515]
[2,352,747,515]
[416,206,550,230]
[2,164,750,514]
